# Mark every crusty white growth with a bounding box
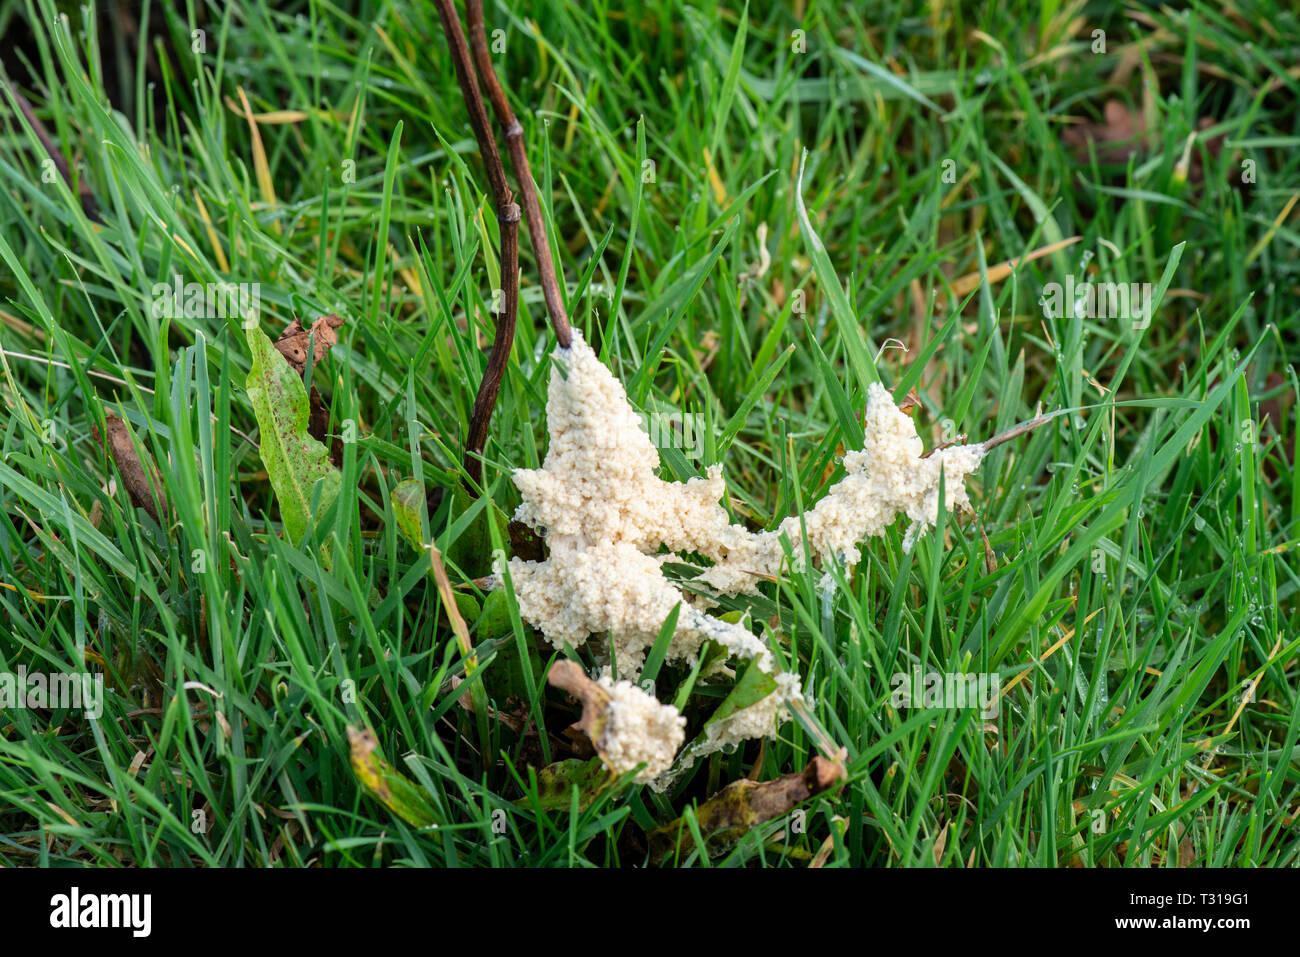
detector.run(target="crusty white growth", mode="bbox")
[596,675,686,781]
[697,382,987,595]
[507,540,769,677]
[701,670,804,752]
[507,331,768,675]
[506,331,986,782]
[510,332,732,557]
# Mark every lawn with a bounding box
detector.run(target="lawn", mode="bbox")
[0,0,1298,867]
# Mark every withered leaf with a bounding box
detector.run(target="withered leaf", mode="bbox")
[521,757,611,811]
[12,90,103,223]
[92,412,169,524]
[1062,99,1151,165]
[273,313,344,375]
[307,385,330,445]
[648,756,845,863]
[1063,99,1228,185]
[895,387,922,416]
[274,314,345,465]
[346,725,440,829]
[307,385,343,466]
[547,659,612,747]
[1260,371,1295,478]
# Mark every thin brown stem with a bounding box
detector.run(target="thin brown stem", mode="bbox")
[464,208,518,487]
[465,0,573,348]
[432,0,512,211]
[432,0,521,487]
[920,409,1059,459]
[919,433,967,459]
[980,410,1063,451]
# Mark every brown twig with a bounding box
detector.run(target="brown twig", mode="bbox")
[981,409,1063,451]
[432,0,521,487]
[463,215,517,487]
[919,432,967,459]
[920,409,1060,459]
[464,0,573,349]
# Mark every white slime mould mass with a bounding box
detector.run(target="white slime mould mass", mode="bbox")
[504,330,987,782]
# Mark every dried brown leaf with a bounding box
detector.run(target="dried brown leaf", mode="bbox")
[92,413,169,524]
[1062,99,1151,164]
[896,387,922,415]
[274,313,345,376]
[1260,371,1295,477]
[274,314,345,464]
[648,756,845,863]
[547,659,612,745]
[1063,98,1229,185]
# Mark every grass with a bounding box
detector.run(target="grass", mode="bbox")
[0,0,1298,867]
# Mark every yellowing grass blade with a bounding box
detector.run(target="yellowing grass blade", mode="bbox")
[948,236,1081,299]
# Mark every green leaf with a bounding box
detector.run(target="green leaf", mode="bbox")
[522,757,612,811]
[245,326,341,545]
[391,477,426,549]
[702,659,778,732]
[639,601,682,686]
[476,588,513,640]
[347,726,441,829]
[446,486,500,577]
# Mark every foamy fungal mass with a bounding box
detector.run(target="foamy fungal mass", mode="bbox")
[596,675,686,781]
[505,331,987,781]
